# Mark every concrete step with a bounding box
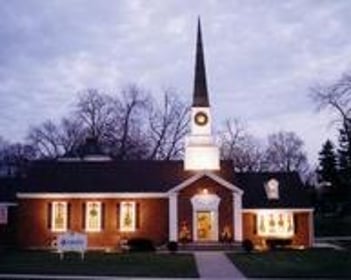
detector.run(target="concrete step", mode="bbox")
[179,242,243,251]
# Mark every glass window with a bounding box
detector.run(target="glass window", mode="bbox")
[120,201,136,232]
[52,201,67,232]
[265,179,279,199]
[257,210,294,238]
[85,201,102,232]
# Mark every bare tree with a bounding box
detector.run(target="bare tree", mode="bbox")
[108,85,150,160]
[147,90,190,160]
[311,73,351,144]
[264,131,308,173]
[219,119,264,171]
[27,120,61,158]
[76,88,114,141]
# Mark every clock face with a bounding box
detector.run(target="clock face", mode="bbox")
[194,111,208,126]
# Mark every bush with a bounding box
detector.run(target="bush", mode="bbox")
[266,239,291,250]
[127,238,155,252]
[167,241,178,253]
[242,239,254,253]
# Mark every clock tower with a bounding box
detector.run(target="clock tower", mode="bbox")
[184,18,220,171]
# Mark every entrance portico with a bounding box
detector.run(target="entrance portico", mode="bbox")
[168,171,243,243]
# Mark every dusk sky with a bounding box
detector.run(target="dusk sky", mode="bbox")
[1,0,351,165]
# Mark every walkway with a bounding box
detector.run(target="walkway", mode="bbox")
[194,251,246,279]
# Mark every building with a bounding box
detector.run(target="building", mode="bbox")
[1,19,313,250]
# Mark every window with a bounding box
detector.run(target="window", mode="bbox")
[85,201,102,232]
[120,201,136,232]
[51,201,68,232]
[0,205,8,224]
[265,179,279,200]
[256,210,294,238]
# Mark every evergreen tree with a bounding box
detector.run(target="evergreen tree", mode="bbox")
[318,140,338,185]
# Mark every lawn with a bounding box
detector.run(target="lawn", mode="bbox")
[227,249,351,278]
[0,250,198,278]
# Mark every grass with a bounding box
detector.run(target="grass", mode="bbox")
[0,250,198,278]
[227,249,351,278]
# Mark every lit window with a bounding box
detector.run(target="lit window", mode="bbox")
[52,201,68,232]
[120,201,136,232]
[257,210,294,238]
[85,201,102,232]
[265,179,279,199]
[0,205,8,224]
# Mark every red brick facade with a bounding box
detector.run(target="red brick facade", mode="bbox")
[178,176,234,241]
[17,198,168,249]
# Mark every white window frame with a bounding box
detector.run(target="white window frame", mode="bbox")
[85,201,102,232]
[120,201,136,232]
[51,201,68,232]
[256,210,294,239]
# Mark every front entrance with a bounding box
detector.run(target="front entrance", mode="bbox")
[196,211,213,241]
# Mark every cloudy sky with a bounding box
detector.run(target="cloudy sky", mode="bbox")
[1,0,351,165]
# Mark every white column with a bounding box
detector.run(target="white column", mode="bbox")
[308,210,314,247]
[233,192,243,242]
[169,193,178,241]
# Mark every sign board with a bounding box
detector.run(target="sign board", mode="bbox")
[0,205,8,224]
[57,232,87,259]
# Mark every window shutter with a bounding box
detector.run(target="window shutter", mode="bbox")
[116,203,120,230]
[101,203,105,230]
[253,214,257,235]
[67,203,71,230]
[82,203,86,230]
[136,202,140,229]
[47,202,52,229]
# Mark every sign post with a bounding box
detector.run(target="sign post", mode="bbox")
[57,232,87,260]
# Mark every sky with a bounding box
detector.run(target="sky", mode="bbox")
[1,0,351,165]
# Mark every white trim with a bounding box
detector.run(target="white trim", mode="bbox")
[169,193,178,241]
[0,202,17,207]
[242,208,314,213]
[17,192,167,199]
[168,171,243,195]
[233,193,243,241]
[309,212,314,246]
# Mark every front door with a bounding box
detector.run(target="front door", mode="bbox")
[196,211,213,241]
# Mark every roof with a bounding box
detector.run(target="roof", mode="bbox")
[235,172,312,209]
[22,160,235,193]
[18,160,311,209]
[0,177,21,202]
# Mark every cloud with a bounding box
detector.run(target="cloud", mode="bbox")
[0,0,351,164]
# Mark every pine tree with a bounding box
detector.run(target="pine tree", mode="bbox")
[318,140,338,185]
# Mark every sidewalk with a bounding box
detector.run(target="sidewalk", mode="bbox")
[194,252,246,279]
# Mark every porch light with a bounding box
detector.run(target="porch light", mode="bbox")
[202,188,209,195]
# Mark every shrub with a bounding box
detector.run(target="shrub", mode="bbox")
[167,241,178,253]
[127,238,155,252]
[266,239,291,250]
[242,239,254,253]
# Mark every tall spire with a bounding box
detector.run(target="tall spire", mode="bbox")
[193,17,210,107]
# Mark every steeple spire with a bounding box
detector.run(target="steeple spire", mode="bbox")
[193,17,209,107]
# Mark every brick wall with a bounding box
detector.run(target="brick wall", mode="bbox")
[17,198,169,249]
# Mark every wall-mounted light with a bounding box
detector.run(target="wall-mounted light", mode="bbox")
[202,188,209,195]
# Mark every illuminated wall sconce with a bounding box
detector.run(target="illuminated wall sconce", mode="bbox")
[202,188,209,195]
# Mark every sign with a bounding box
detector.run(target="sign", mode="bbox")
[0,205,8,224]
[57,232,87,259]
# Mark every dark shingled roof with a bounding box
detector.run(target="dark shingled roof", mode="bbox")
[22,160,235,193]
[0,177,21,202]
[235,172,312,209]
[19,160,312,209]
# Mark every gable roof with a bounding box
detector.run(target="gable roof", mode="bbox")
[234,172,312,209]
[21,160,235,193]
